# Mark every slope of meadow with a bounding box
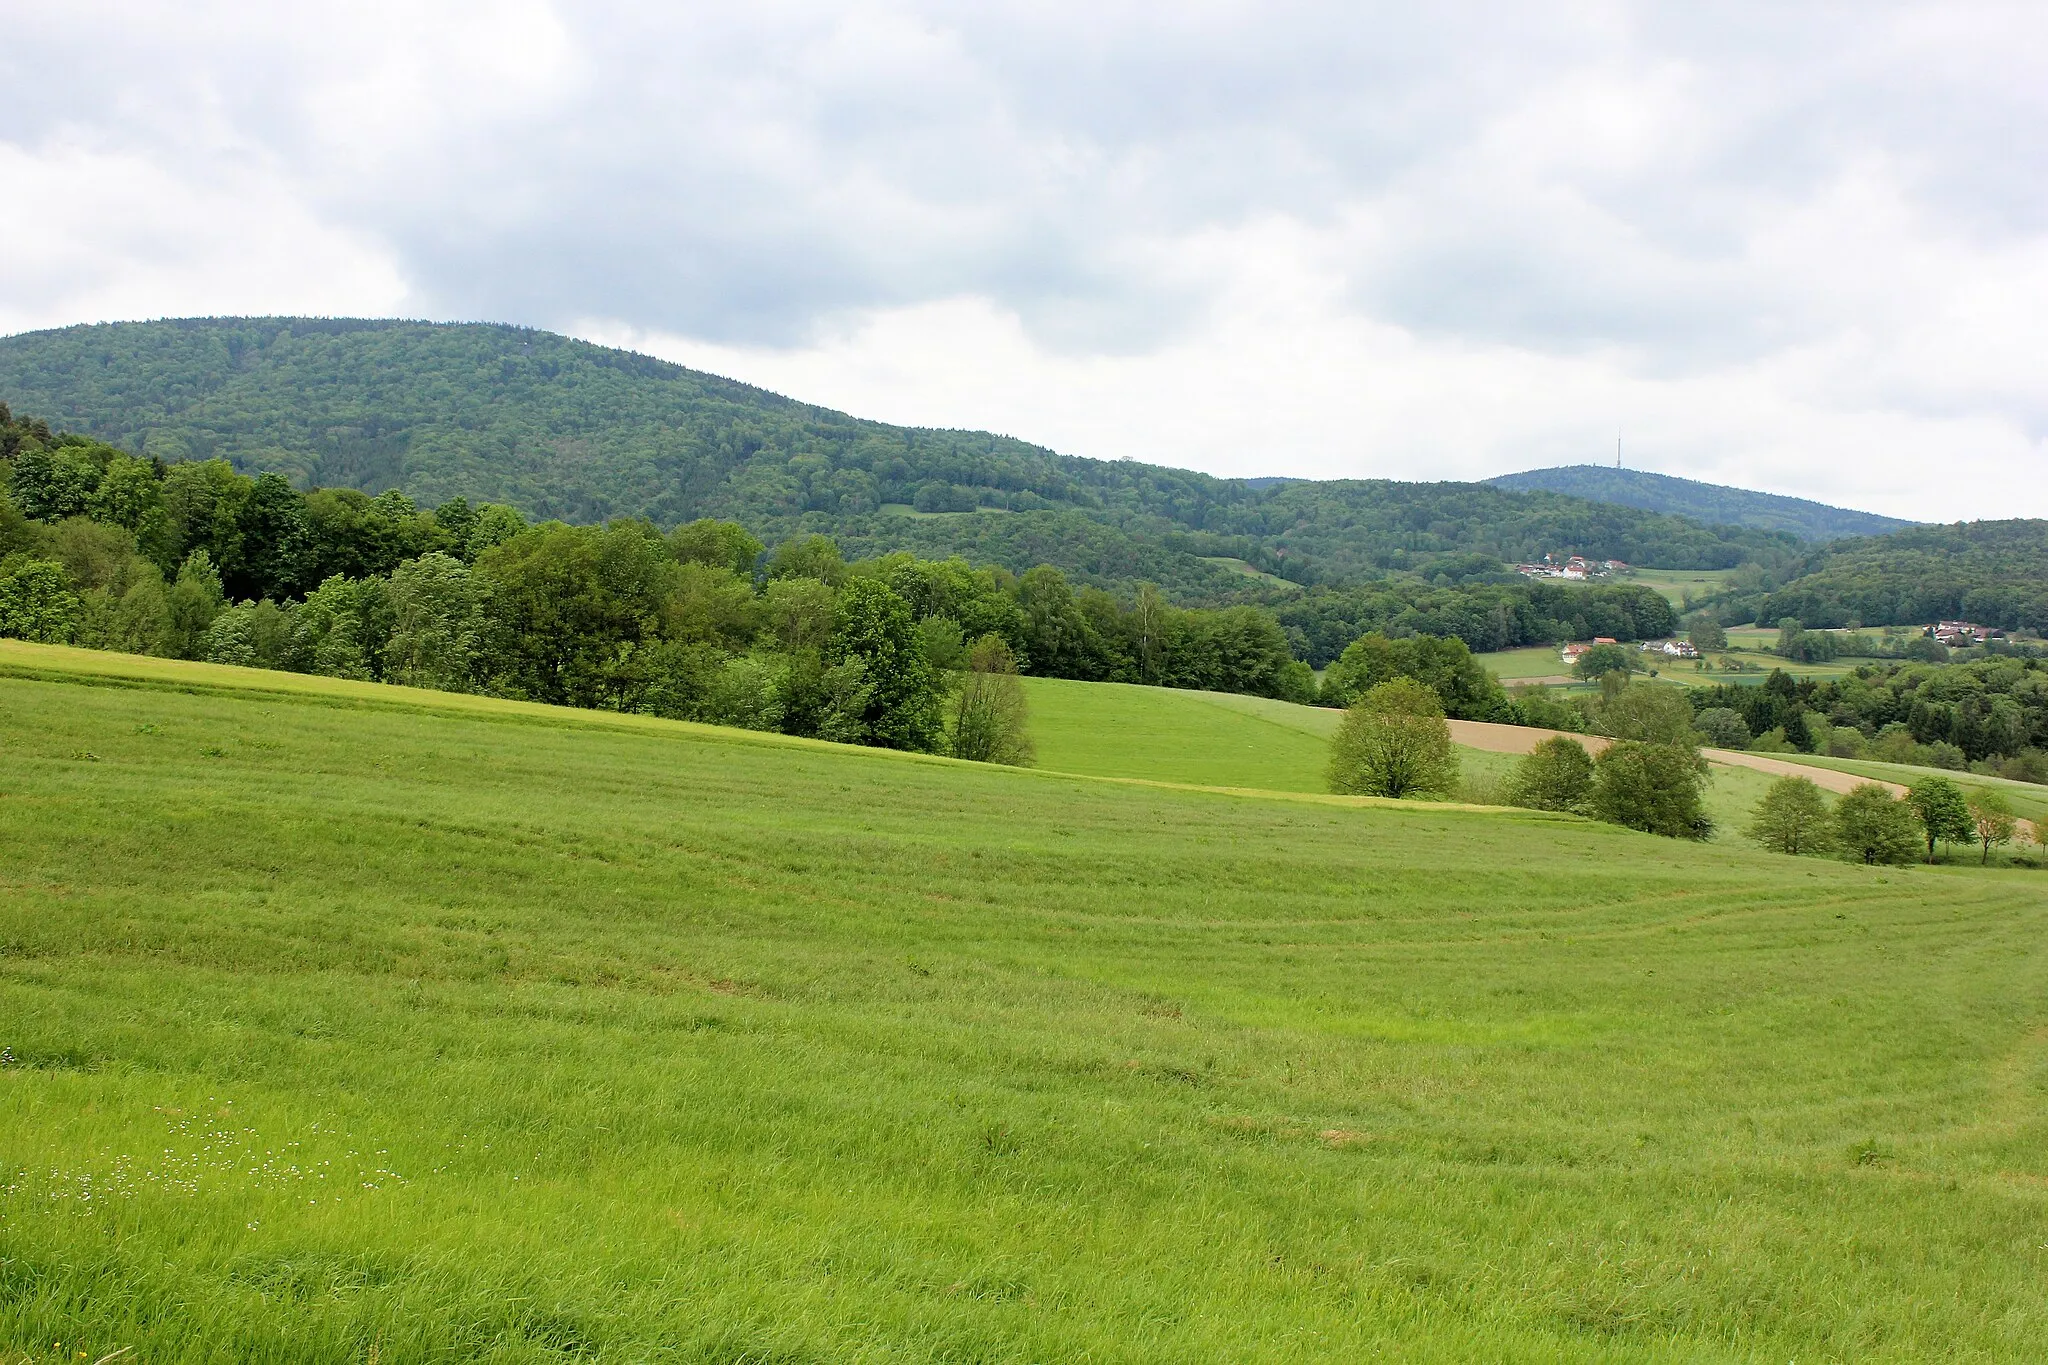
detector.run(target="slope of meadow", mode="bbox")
[4,644,2048,1362]
[1018,676,1783,837]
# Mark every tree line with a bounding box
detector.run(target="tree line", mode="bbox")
[0,416,1331,759]
[1680,659,2048,782]
[1746,774,2038,868]
[1699,519,2048,634]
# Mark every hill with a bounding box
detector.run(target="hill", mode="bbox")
[1018,675,1789,835]
[1488,465,1914,542]
[5,640,2048,1360]
[1743,519,2048,632]
[0,317,1795,594]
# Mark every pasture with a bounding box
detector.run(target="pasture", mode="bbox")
[1020,676,1786,840]
[4,644,2048,1362]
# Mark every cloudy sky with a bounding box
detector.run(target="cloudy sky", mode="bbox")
[2,2,2043,519]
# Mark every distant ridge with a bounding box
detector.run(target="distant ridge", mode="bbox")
[0,317,1796,591]
[1486,465,1915,542]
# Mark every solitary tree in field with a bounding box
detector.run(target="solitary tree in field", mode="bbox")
[1507,735,1595,812]
[1327,677,1458,799]
[1904,777,1972,862]
[948,635,1034,766]
[1687,617,1728,653]
[1747,776,1831,856]
[1831,783,1920,866]
[1589,741,1710,839]
[1967,789,2018,865]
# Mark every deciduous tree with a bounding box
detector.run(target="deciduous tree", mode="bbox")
[1967,789,2018,865]
[948,635,1034,766]
[1327,677,1458,799]
[1831,783,1920,865]
[1589,741,1710,839]
[1905,777,1972,862]
[1747,776,1831,856]
[1507,735,1595,812]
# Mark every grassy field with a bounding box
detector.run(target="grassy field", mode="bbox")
[1471,645,1576,683]
[6,643,2048,1362]
[1618,567,1739,608]
[1021,677,1782,840]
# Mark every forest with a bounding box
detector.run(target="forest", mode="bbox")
[1731,520,2048,633]
[0,318,1795,592]
[1488,465,1914,541]
[1677,658,2048,778]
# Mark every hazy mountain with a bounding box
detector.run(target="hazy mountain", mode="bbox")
[1487,465,1915,542]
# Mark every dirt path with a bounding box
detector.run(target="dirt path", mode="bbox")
[1445,720,1908,796]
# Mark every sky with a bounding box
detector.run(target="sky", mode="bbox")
[2,1,2044,520]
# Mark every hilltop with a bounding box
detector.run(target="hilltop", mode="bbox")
[1488,465,1914,542]
[0,317,1794,596]
[1747,518,2048,632]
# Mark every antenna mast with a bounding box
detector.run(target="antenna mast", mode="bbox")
[1616,434,1622,470]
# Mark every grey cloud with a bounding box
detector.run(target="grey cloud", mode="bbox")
[2,1,2044,377]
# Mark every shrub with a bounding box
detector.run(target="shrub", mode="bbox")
[1327,677,1457,799]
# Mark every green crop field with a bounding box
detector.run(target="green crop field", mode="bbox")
[5,643,2048,1363]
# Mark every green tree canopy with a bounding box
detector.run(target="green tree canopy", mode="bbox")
[1831,784,1921,865]
[1904,777,1973,862]
[834,577,943,752]
[1326,677,1458,800]
[1595,683,1700,747]
[1747,776,1831,856]
[1321,631,1512,720]
[1573,642,1638,680]
[1589,741,1710,839]
[1506,735,1595,813]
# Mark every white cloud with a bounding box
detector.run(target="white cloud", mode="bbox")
[0,0,2044,518]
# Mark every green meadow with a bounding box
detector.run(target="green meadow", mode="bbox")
[1020,676,1781,840]
[5,644,2048,1362]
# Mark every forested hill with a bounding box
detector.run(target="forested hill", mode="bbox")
[1742,520,2048,633]
[1487,465,1914,542]
[0,317,1794,595]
